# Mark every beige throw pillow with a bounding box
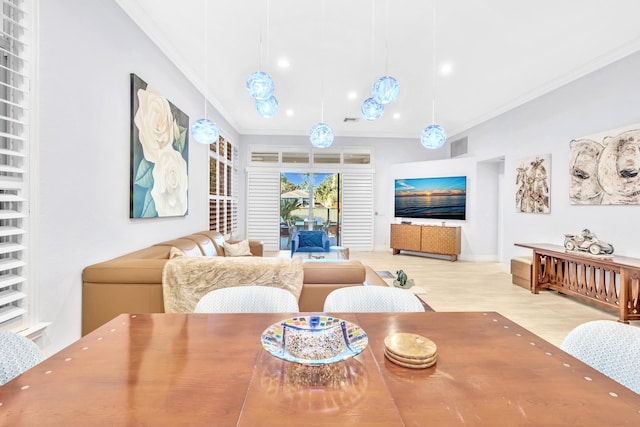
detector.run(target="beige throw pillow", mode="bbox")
[224,240,252,257]
[170,247,186,259]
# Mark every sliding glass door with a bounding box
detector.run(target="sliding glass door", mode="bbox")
[280,172,341,250]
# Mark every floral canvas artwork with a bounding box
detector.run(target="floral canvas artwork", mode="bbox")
[130,74,189,218]
[515,154,550,213]
[569,123,640,205]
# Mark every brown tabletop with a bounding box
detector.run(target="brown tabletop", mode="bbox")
[1,312,639,426]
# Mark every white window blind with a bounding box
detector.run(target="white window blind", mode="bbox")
[246,146,376,253]
[0,0,30,331]
[245,170,375,253]
[341,173,374,251]
[246,171,280,251]
[231,143,239,235]
[209,136,239,238]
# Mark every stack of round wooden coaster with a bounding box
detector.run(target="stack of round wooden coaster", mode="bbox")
[383,332,437,369]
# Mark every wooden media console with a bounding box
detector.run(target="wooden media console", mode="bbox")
[391,224,461,261]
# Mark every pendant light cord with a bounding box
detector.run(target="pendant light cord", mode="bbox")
[371,1,375,71]
[203,0,208,118]
[266,0,270,72]
[258,0,270,72]
[384,0,389,76]
[321,0,325,122]
[431,0,437,124]
[258,26,263,71]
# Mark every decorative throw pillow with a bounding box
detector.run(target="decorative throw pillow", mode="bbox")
[170,247,186,259]
[224,240,253,257]
[299,232,323,248]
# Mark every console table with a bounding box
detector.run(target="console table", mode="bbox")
[515,243,640,323]
[390,224,461,261]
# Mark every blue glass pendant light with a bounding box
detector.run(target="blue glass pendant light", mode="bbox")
[246,71,275,101]
[361,97,384,121]
[309,122,334,148]
[309,1,333,149]
[420,124,446,149]
[372,76,400,105]
[247,3,278,116]
[420,1,446,150]
[256,95,279,118]
[192,118,220,145]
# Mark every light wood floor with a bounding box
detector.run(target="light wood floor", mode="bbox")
[271,250,637,347]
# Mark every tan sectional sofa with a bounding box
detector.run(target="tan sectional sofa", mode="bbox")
[82,230,386,335]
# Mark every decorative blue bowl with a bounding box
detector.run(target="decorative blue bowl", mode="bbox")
[261,315,368,365]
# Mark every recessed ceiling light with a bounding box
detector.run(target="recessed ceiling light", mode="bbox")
[278,58,290,68]
[285,109,294,117]
[393,113,401,119]
[347,91,357,100]
[440,63,453,75]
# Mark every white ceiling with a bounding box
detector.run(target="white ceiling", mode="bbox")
[115,0,640,140]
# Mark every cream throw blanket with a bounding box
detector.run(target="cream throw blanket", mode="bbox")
[162,256,304,313]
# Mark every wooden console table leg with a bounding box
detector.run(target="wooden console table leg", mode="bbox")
[531,252,541,294]
[392,248,400,255]
[619,268,633,324]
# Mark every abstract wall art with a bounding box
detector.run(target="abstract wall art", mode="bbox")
[570,123,640,205]
[515,154,550,213]
[130,73,189,218]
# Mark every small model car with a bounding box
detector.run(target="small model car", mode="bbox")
[563,229,614,255]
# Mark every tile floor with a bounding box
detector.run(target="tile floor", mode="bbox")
[268,249,639,347]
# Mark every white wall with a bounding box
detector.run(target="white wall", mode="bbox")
[37,0,238,355]
[452,51,640,266]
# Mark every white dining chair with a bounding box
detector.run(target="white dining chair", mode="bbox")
[560,320,640,394]
[194,286,299,313]
[0,331,44,385]
[323,286,425,312]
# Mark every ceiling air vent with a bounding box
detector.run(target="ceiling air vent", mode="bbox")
[450,136,468,157]
[343,117,358,122]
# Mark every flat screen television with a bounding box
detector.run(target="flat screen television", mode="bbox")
[394,176,466,220]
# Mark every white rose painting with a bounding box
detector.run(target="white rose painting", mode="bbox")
[130,73,189,218]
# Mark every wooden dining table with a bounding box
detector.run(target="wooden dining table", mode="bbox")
[1,312,639,426]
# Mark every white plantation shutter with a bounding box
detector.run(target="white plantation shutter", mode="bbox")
[245,171,375,253]
[341,173,374,251]
[231,144,239,235]
[246,171,280,251]
[0,0,32,331]
[208,137,239,237]
[246,147,375,253]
